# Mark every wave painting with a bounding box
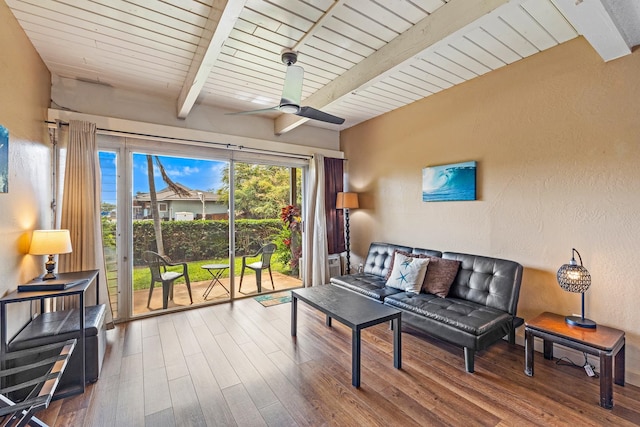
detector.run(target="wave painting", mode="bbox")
[422,161,476,202]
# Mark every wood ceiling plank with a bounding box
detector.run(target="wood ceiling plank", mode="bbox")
[403,64,452,90]
[499,3,557,51]
[177,0,248,118]
[312,26,376,57]
[447,37,506,70]
[244,0,314,32]
[464,27,521,64]
[417,0,449,14]
[323,16,387,50]
[304,37,365,64]
[415,58,467,84]
[300,45,356,71]
[229,49,336,83]
[377,0,431,22]
[435,44,491,76]
[365,84,422,104]
[252,27,296,48]
[123,0,213,24]
[238,7,281,31]
[353,88,406,109]
[10,1,197,53]
[339,3,405,39]
[393,71,443,94]
[275,0,510,134]
[521,0,577,43]
[382,76,435,98]
[482,18,537,58]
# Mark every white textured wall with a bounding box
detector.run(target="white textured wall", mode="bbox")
[0,1,52,338]
[341,37,640,385]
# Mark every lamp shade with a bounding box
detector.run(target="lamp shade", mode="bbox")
[29,229,73,255]
[557,249,591,293]
[336,192,359,209]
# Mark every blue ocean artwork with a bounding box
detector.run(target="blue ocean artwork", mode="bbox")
[0,125,8,193]
[422,161,476,202]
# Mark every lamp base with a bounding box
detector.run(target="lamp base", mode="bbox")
[565,315,597,329]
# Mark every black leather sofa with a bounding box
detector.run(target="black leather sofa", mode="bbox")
[330,242,523,373]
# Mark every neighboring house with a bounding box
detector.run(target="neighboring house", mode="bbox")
[133,183,227,220]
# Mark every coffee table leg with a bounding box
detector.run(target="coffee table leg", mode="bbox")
[525,328,534,376]
[393,316,401,369]
[291,296,297,337]
[326,315,332,327]
[543,339,553,360]
[352,329,361,387]
[600,353,613,409]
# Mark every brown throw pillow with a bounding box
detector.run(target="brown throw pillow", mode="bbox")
[422,257,461,298]
[384,250,428,281]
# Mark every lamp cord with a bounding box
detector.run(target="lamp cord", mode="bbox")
[555,352,599,378]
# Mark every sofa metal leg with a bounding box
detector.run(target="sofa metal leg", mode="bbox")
[464,347,475,373]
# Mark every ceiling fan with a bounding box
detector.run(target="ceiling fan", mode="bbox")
[228,50,345,125]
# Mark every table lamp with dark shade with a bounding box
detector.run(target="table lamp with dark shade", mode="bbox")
[557,248,596,329]
[29,229,73,280]
[336,192,359,274]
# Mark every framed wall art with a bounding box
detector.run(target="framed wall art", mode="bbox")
[0,125,8,193]
[422,161,476,202]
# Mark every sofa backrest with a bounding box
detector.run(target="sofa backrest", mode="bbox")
[364,242,442,278]
[443,252,523,315]
[364,242,412,277]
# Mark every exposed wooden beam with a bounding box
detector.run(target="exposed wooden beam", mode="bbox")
[177,0,247,119]
[274,0,510,135]
[292,0,346,53]
[552,0,631,62]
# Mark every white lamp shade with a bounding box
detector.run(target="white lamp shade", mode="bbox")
[336,192,359,209]
[29,229,73,255]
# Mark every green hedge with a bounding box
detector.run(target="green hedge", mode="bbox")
[131,219,282,265]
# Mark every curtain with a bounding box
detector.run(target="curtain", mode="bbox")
[59,120,114,325]
[303,154,329,287]
[324,158,345,254]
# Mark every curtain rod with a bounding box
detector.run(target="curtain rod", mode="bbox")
[45,120,313,160]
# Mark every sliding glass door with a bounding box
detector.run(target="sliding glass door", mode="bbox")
[98,136,305,321]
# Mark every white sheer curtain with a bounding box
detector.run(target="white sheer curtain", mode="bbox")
[58,120,113,325]
[303,154,329,286]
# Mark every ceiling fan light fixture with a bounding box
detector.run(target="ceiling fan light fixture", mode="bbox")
[280,104,299,114]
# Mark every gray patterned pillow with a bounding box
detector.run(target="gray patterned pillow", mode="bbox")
[422,257,461,298]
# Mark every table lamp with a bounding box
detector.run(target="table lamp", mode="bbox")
[556,248,596,329]
[29,229,73,280]
[336,192,359,274]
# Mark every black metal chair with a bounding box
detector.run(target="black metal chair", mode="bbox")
[239,243,276,293]
[142,251,193,309]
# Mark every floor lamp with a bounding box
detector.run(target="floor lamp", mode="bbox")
[336,192,359,274]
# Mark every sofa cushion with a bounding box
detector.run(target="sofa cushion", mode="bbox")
[330,274,403,301]
[384,292,512,336]
[422,256,461,298]
[385,252,429,293]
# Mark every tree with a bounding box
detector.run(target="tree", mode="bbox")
[217,163,292,219]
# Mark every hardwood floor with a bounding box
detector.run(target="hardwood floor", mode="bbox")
[37,296,640,426]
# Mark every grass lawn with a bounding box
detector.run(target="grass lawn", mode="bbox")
[133,257,289,290]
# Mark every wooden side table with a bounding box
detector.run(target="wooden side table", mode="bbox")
[524,312,625,409]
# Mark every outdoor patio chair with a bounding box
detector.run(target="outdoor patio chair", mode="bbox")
[239,243,276,293]
[142,251,193,309]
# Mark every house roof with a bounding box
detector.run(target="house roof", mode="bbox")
[134,183,221,203]
[6,0,640,134]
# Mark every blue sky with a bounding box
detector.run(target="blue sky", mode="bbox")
[99,152,227,205]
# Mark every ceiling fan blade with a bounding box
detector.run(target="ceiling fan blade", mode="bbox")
[226,106,280,115]
[296,106,345,125]
[280,65,303,105]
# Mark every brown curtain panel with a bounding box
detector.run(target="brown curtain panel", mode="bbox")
[324,157,345,254]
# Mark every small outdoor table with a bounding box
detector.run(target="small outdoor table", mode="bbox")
[201,264,229,299]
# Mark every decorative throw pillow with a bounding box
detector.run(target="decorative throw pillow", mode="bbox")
[385,252,430,293]
[384,250,428,281]
[422,257,461,298]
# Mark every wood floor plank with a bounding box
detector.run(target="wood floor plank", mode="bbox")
[168,375,207,427]
[191,323,241,389]
[37,296,640,427]
[215,331,279,409]
[158,319,189,380]
[222,383,267,427]
[184,351,236,426]
[144,366,172,416]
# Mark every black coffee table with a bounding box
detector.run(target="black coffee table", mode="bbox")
[291,285,401,387]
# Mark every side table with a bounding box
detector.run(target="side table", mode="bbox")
[0,270,99,398]
[524,311,625,409]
